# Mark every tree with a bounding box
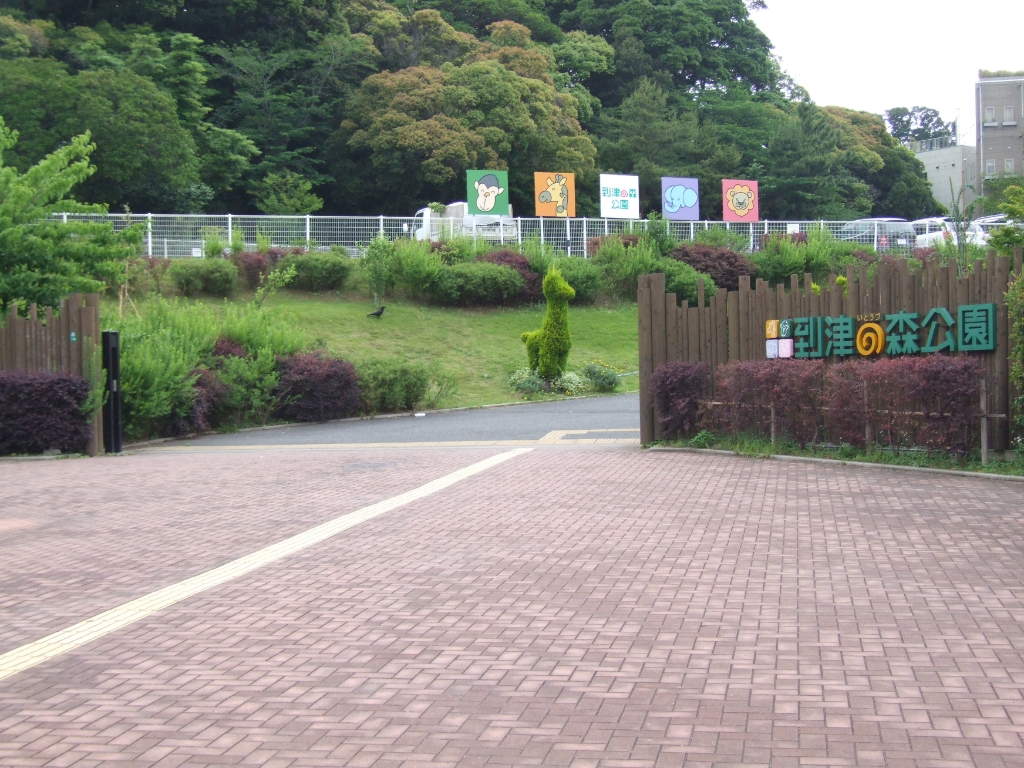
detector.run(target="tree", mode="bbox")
[0,58,203,212]
[252,171,324,215]
[757,103,872,220]
[328,57,596,213]
[885,106,956,145]
[0,116,141,311]
[988,186,1024,256]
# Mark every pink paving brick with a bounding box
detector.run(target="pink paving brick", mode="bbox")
[1,447,1024,766]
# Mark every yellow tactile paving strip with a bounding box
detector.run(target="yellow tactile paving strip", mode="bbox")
[141,429,641,452]
[0,447,533,683]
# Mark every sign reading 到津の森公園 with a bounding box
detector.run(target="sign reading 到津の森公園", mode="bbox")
[534,172,576,217]
[467,170,510,215]
[722,179,759,221]
[599,174,640,219]
[661,177,699,221]
[763,305,998,359]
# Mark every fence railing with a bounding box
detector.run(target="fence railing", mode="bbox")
[50,213,890,258]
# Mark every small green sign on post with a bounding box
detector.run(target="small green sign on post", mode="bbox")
[467,170,510,215]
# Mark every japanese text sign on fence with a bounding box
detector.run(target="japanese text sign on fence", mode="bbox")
[765,303,997,359]
[599,174,640,219]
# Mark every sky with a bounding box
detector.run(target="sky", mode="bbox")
[753,0,1024,144]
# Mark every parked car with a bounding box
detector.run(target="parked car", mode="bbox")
[835,218,915,251]
[912,217,987,248]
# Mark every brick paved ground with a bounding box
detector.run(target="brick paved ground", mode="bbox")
[2,446,1024,767]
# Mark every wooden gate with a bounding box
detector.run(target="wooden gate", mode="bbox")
[0,294,104,455]
[638,249,1023,448]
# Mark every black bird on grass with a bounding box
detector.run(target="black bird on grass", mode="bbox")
[367,306,386,318]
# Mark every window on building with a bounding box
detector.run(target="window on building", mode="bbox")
[1007,158,1016,174]
[1005,106,1016,122]
[986,158,996,175]
[985,106,996,122]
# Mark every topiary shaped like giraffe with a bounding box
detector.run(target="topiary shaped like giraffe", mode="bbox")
[521,266,575,380]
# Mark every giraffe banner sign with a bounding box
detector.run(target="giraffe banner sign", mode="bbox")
[534,172,576,217]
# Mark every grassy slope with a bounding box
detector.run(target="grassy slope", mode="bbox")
[195,291,639,409]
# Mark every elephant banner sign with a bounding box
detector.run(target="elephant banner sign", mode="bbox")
[467,170,510,215]
[661,177,699,221]
[599,173,640,219]
[721,179,759,222]
[534,172,576,217]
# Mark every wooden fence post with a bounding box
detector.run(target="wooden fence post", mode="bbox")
[980,377,989,466]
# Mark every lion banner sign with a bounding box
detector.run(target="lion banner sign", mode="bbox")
[721,179,759,222]
[534,172,576,217]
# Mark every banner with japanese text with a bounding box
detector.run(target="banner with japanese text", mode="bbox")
[599,174,640,219]
[763,305,998,359]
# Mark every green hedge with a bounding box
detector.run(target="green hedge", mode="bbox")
[279,252,352,291]
[552,257,601,305]
[426,261,525,306]
[167,258,238,297]
[358,358,430,413]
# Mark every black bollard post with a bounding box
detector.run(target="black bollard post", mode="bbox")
[102,331,122,454]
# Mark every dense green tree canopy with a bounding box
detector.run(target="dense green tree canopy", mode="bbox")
[0,0,943,218]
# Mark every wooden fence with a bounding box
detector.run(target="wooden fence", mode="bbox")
[638,248,1024,449]
[0,294,104,455]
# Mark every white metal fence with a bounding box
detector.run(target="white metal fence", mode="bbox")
[49,213,901,258]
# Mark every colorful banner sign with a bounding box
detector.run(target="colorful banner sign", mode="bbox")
[599,173,640,219]
[467,170,509,215]
[722,179,759,221]
[661,177,699,221]
[534,172,576,217]
[764,305,997,359]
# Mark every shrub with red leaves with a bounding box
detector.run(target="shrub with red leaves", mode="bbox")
[170,368,229,435]
[758,231,808,247]
[824,355,982,454]
[231,251,269,289]
[477,250,542,302]
[710,359,825,445]
[586,234,640,256]
[211,336,248,359]
[0,371,91,455]
[668,244,758,292]
[274,352,360,422]
[650,361,711,439]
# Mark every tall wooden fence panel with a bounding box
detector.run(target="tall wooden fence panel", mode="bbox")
[638,248,1024,448]
[0,294,103,455]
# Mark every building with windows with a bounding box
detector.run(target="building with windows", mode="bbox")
[976,71,1024,192]
[910,137,976,213]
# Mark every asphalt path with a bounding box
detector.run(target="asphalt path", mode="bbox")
[175,393,640,446]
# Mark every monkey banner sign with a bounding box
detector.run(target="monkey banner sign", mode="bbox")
[467,170,510,215]
[762,305,998,359]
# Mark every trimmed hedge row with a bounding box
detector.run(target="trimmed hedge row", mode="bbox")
[653,356,985,455]
[0,371,91,455]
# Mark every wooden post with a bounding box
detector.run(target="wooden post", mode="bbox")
[980,377,989,466]
[770,406,776,447]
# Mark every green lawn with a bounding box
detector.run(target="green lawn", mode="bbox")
[194,291,639,409]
